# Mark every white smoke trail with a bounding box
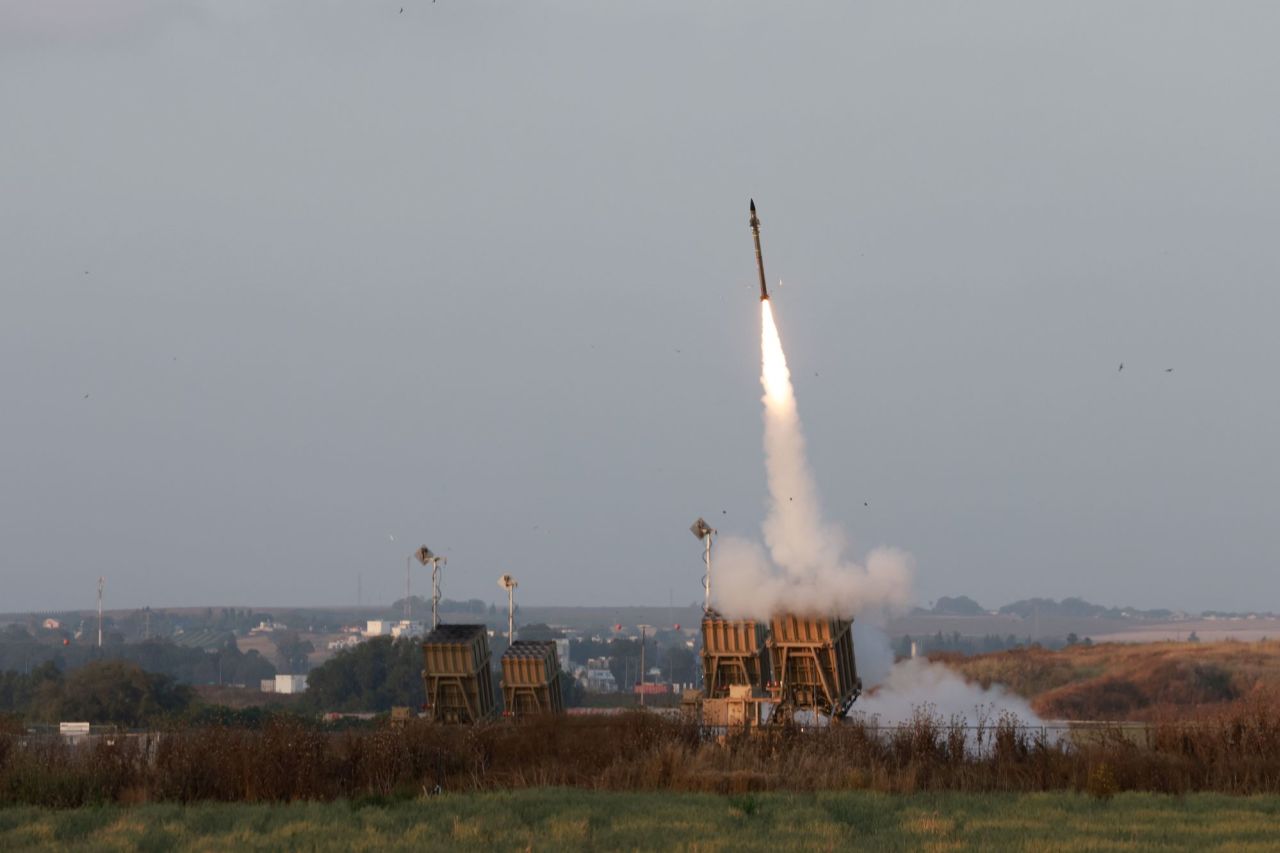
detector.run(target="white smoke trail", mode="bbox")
[713,300,1045,729]
[712,300,913,620]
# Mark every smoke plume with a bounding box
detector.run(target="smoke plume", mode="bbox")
[713,300,1045,729]
[712,300,913,620]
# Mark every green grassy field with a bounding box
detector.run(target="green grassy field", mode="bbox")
[2,790,1278,852]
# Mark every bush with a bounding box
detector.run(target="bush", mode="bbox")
[2,699,1280,806]
[1086,763,1118,801]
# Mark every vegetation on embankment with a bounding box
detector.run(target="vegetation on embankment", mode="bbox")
[934,639,1280,720]
[4,701,1280,807]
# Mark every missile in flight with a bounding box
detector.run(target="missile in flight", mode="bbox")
[749,199,769,301]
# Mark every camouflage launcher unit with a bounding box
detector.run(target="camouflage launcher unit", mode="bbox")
[699,610,770,698]
[766,614,861,720]
[422,624,496,724]
[500,640,564,718]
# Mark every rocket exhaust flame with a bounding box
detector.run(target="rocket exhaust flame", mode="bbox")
[760,301,790,407]
[711,289,913,622]
[760,298,836,574]
[712,202,1050,728]
[712,203,913,623]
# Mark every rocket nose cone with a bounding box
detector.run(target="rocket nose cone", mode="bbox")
[750,199,756,212]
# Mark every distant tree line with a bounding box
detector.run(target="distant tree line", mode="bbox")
[0,633,275,687]
[305,637,425,712]
[0,660,194,726]
[919,595,1180,621]
[896,632,1048,658]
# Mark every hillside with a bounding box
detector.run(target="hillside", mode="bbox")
[935,640,1280,721]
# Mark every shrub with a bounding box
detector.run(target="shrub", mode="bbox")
[3,701,1280,806]
[1086,763,1117,801]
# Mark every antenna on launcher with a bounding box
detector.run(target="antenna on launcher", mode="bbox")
[498,574,518,643]
[414,546,446,630]
[690,518,716,612]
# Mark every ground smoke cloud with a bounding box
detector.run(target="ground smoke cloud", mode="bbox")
[712,300,913,620]
[854,658,1043,727]
[851,625,1047,728]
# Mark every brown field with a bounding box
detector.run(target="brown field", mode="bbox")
[935,640,1280,721]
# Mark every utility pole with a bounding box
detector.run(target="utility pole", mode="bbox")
[431,562,441,631]
[97,577,104,648]
[639,626,647,707]
[404,555,412,620]
[506,582,515,642]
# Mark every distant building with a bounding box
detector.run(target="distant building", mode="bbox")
[391,620,425,639]
[555,638,571,671]
[583,658,618,693]
[260,679,276,693]
[274,674,307,694]
[321,712,377,723]
[327,635,361,651]
[365,620,394,637]
[634,683,670,696]
[59,722,91,741]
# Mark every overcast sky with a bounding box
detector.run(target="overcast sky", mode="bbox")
[2,1,1278,614]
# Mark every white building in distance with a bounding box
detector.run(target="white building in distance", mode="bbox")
[274,674,308,694]
[391,621,425,639]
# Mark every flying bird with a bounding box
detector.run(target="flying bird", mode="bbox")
[1165,368,1174,373]
[1118,363,1124,372]
[82,394,89,399]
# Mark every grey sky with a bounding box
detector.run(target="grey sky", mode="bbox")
[2,2,1277,614]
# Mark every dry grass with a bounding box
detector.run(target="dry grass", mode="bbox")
[934,640,1280,720]
[3,699,1280,806]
